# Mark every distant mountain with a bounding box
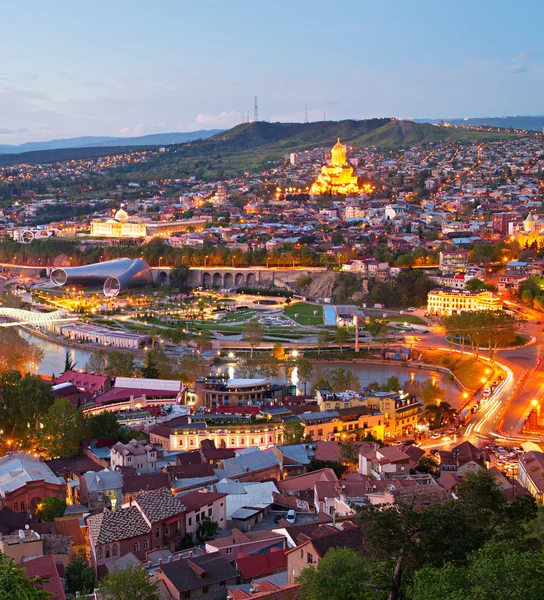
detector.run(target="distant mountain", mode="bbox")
[415,116,544,132]
[0,130,222,155]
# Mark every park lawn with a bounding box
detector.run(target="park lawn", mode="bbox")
[386,315,426,325]
[284,302,323,325]
[421,350,504,390]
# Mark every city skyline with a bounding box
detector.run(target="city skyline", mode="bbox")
[1,0,544,144]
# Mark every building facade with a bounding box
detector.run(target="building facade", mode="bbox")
[427,288,502,316]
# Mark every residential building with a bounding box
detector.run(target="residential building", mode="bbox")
[79,469,123,511]
[177,491,227,536]
[205,528,285,561]
[158,552,239,600]
[110,440,157,474]
[439,250,469,272]
[517,451,544,504]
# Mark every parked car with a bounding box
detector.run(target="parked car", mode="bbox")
[286,510,296,524]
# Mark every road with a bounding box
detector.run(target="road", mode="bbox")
[397,303,544,448]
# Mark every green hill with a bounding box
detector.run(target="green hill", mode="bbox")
[130,119,525,180]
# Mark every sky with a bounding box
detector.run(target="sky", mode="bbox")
[1,0,543,144]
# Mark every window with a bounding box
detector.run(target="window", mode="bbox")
[188,517,192,526]
[143,541,149,550]
[105,547,110,559]
[226,548,232,554]
[196,513,200,523]
[134,542,140,552]
[203,586,209,594]
[300,549,304,559]
[127,456,132,462]
[13,503,18,511]
[97,547,103,560]
[184,592,191,599]
[155,529,160,538]
[208,507,212,517]
[112,544,118,556]
[20,502,25,511]
[220,502,224,507]
[307,553,314,565]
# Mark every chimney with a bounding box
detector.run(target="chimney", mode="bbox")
[18,530,25,540]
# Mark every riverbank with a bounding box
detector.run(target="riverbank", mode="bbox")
[310,357,468,391]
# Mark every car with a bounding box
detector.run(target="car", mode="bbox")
[406,307,416,312]
[442,435,452,441]
[273,513,283,523]
[431,432,441,439]
[285,510,296,524]
[416,337,422,341]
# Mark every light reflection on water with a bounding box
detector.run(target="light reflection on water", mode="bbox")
[19,329,462,407]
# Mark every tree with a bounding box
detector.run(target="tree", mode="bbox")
[195,330,212,354]
[0,553,52,599]
[411,540,544,600]
[283,420,305,444]
[334,327,350,353]
[196,517,220,543]
[65,561,96,596]
[63,351,77,373]
[98,563,159,600]
[243,322,263,358]
[86,411,125,441]
[85,350,108,374]
[104,351,136,377]
[415,456,439,474]
[316,330,331,355]
[297,547,389,600]
[140,352,159,379]
[272,343,287,361]
[170,265,190,292]
[339,442,359,467]
[41,398,88,458]
[0,371,55,451]
[36,496,66,522]
[307,457,347,478]
[295,356,314,394]
[366,318,388,347]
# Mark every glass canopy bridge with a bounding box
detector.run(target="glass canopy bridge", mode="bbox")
[0,308,76,328]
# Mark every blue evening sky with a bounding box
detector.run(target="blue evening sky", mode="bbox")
[0,0,543,143]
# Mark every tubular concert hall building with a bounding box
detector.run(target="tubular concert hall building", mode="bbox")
[50,258,153,297]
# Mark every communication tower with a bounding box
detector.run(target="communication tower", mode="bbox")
[254,95,259,123]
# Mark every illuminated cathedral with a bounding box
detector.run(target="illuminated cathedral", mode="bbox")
[310,138,361,195]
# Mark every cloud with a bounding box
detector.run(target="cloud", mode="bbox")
[504,65,528,74]
[195,111,241,127]
[0,128,29,135]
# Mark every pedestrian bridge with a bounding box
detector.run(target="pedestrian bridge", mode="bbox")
[0,307,76,327]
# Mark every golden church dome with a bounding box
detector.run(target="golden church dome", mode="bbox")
[331,138,347,167]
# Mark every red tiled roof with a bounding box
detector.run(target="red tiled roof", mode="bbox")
[236,549,287,580]
[177,491,227,513]
[54,371,108,395]
[20,555,66,600]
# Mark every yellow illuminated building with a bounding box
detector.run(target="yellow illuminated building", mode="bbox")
[513,212,544,248]
[427,288,502,316]
[310,139,361,195]
[91,208,146,238]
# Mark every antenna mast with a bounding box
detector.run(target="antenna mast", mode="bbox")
[254,95,259,123]
[304,104,308,124]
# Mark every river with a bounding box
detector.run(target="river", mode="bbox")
[21,329,462,407]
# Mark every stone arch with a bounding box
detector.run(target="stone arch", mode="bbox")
[235,273,245,287]
[202,272,212,288]
[246,272,256,286]
[212,272,223,288]
[223,272,233,289]
[158,270,168,285]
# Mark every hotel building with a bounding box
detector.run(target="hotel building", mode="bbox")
[427,288,502,316]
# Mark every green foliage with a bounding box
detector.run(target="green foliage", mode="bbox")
[366,269,436,308]
[242,321,263,357]
[35,496,66,522]
[333,272,363,303]
[283,420,305,444]
[411,540,544,600]
[0,371,55,451]
[465,277,495,292]
[306,457,347,479]
[334,327,351,352]
[98,563,159,600]
[170,265,190,292]
[63,351,77,373]
[0,328,44,374]
[196,518,220,543]
[312,367,360,393]
[415,456,439,474]
[140,352,159,379]
[65,561,96,595]
[179,532,195,550]
[41,398,88,458]
[339,442,359,466]
[0,552,52,599]
[368,375,401,392]
[297,547,389,600]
